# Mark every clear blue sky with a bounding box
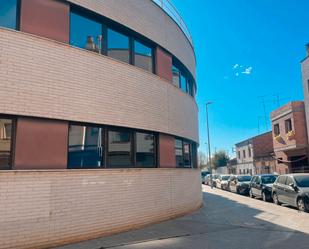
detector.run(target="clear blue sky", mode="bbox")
[173,0,309,158]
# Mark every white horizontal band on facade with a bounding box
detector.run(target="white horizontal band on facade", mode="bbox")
[0,29,199,143]
[66,0,196,80]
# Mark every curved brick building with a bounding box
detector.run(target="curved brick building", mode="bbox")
[0,0,201,248]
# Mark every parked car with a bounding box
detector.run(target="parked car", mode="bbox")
[272,174,309,212]
[249,174,278,201]
[212,174,220,187]
[216,175,230,190]
[201,171,210,184]
[229,175,252,195]
[205,174,212,185]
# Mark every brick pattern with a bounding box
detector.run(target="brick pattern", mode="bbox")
[66,0,196,79]
[0,168,202,249]
[271,102,308,151]
[252,132,273,158]
[301,57,309,144]
[0,29,199,143]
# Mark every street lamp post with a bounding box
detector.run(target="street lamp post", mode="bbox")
[206,102,213,172]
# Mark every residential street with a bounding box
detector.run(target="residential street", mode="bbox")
[56,185,309,249]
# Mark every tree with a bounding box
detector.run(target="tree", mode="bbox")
[212,150,229,170]
[198,151,207,169]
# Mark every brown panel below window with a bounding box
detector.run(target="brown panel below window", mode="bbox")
[155,47,173,82]
[20,0,70,43]
[159,134,176,168]
[13,117,68,170]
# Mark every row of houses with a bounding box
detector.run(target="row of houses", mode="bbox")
[229,45,309,175]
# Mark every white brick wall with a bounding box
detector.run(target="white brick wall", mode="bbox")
[0,168,202,249]
[0,28,199,142]
[67,0,196,79]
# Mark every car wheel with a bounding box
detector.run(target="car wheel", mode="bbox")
[297,198,308,212]
[262,192,268,202]
[249,189,254,198]
[273,193,281,205]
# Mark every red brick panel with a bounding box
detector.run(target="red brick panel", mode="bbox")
[252,132,273,158]
[20,0,70,43]
[156,47,173,82]
[159,134,176,167]
[13,117,68,170]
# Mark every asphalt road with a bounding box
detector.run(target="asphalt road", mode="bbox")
[56,185,309,249]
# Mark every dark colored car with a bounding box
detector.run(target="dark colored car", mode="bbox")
[201,171,210,184]
[229,175,252,195]
[272,174,309,212]
[249,174,278,201]
[216,175,230,190]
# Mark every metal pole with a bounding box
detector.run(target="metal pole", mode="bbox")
[206,102,212,172]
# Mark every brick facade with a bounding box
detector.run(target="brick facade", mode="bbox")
[0,28,198,143]
[0,169,202,249]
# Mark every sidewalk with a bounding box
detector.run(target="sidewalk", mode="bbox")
[55,186,309,249]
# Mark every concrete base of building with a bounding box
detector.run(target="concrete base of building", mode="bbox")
[0,168,202,249]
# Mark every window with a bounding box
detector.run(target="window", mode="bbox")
[307,80,309,93]
[180,74,187,93]
[107,28,130,64]
[243,150,246,158]
[0,119,13,170]
[248,147,251,157]
[172,65,180,87]
[134,40,153,72]
[107,130,132,167]
[274,124,280,136]
[175,139,183,167]
[68,125,103,169]
[277,176,287,184]
[285,176,294,186]
[186,80,193,96]
[238,151,241,159]
[136,132,155,167]
[0,0,17,30]
[70,11,102,53]
[285,119,292,133]
[183,141,191,167]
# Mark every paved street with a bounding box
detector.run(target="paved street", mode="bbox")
[56,185,309,249]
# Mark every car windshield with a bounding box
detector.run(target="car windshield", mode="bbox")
[201,172,208,177]
[261,175,277,184]
[221,176,230,180]
[294,175,309,187]
[238,176,252,182]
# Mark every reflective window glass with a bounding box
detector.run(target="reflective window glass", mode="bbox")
[108,130,132,167]
[0,0,17,30]
[180,74,187,93]
[68,125,103,168]
[107,29,130,64]
[70,12,102,53]
[0,119,13,170]
[136,132,155,167]
[134,40,153,72]
[175,139,183,167]
[183,141,191,167]
[172,65,180,87]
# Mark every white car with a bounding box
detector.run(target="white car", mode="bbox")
[216,175,231,190]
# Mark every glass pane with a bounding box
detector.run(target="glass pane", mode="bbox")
[108,130,132,167]
[136,132,155,167]
[68,125,103,168]
[134,40,153,72]
[70,12,102,53]
[183,142,191,167]
[107,29,130,63]
[175,139,183,167]
[180,74,187,93]
[0,0,17,30]
[0,119,12,170]
[172,65,180,87]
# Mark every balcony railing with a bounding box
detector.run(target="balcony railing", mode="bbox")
[151,0,193,47]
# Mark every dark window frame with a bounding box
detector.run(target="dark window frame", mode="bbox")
[285,118,292,133]
[273,123,280,136]
[0,115,16,170]
[175,137,194,169]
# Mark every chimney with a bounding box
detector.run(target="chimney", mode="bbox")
[306,43,309,56]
